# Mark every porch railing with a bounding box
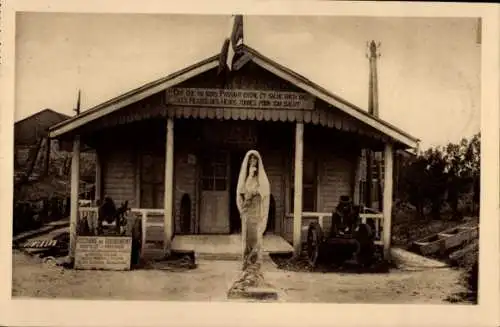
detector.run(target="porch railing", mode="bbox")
[284,210,384,246]
[78,200,92,207]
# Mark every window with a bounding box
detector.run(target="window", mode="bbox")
[201,152,228,192]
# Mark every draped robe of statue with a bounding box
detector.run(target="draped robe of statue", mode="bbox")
[236,150,270,273]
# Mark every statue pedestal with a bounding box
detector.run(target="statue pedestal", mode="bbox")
[227,263,279,301]
[227,285,279,301]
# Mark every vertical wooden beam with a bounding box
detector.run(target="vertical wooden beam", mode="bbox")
[141,211,147,259]
[95,150,102,204]
[293,122,304,257]
[315,164,321,211]
[283,148,291,239]
[393,151,400,200]
[365,149,373,208]
[377,153,384,212]
[69,135,81,262]
[352,149,362,205]
[382,142,394,261]
[164,118,174,256]
[195,154,201,234]
[315,152,321,212]
[43,137,51,176]
[135,150,141,208]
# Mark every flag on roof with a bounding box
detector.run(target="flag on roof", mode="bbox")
[218,15,244,73]
[74,89,81,115]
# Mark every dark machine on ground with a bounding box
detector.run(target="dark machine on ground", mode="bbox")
[306,196,376,268]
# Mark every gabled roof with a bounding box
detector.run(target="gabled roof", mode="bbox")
[48,45,419,149]
[15,108,72,146]
[16,108,70,126]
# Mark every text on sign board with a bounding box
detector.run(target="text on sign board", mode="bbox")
[166,88,315,110]
[75,236,132,271]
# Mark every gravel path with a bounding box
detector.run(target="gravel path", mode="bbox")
[12,249,467,304]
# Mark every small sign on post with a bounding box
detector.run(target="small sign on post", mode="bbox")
[75,236,132,271]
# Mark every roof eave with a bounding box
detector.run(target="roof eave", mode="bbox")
[15,108,70,126]
[48,54,220,138]
[48,45,419,151]
[243,45,419,149]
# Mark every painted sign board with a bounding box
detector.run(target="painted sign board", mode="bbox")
[75,236,132,271]
[166,88,315,110]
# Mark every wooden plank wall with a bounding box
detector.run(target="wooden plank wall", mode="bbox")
[173,150,198,234]
[282,152,355,242]
[102,146,136,207]
[97,121,163,209]
[260,148,286,233]
[282,125,358,242]
[319,151,355,213]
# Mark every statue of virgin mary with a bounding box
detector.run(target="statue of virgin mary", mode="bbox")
[236,150,270,271]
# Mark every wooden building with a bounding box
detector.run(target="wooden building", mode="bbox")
[15,109,70,147]
[14,108,96,186]
[48,44,418,260]
[14,109,70,171]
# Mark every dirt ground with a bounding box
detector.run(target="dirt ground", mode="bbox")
[12,249,468,304]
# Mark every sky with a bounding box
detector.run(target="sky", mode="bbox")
[15,13,481,150]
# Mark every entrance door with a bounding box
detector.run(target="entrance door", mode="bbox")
[199,151,230,234]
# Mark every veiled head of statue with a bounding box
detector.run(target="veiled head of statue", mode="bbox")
[247,153,259,177]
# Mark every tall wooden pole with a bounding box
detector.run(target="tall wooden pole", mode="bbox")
[69,135,80,262]
[368,41,380,117]
[164,118,175,257]
[293,122,304,257]
[366,40,381,209]
[382,143,394,260]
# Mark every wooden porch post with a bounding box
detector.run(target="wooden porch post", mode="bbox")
[95,151,102,204]
[382,142,394,260]
[69,135,81,262]
[164,118,174,257]
[293,122,304,257]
